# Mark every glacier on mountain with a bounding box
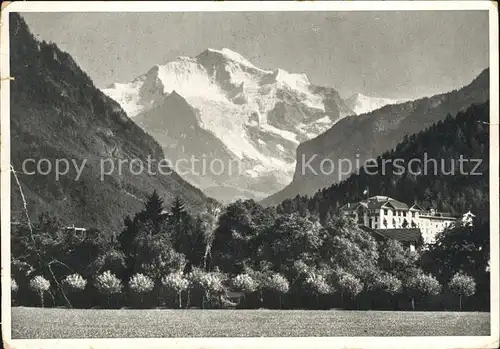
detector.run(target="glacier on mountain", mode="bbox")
[102,48,353,203]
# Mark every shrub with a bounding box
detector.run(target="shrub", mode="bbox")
[161,272,189,308]
[129,273,155,293]
[203,272,227,296]
[373,272,402,295]
[339,273,363,297]
[187,268,227,309]
[162,272,189,293]
[265,273,289,309]
[62,273,87,291]
[448,272,476,310]
[61,273,87,308]
[334,271,364,307]
[95,270,123,307]
[29,275,50,307]
[189,268,226,294]
[232,274,258,294]
[242,268,269,305]
[187,268,206,290]
[244,268,267,291]
[305,273,333,295]
[11,258,34,279]
[266,273,289,294]
[129,273,155,306]
[11,278,19,292]
[303,272,333,308]
[11,278,19,305]
[95,270,123,294]
[405,272,441,310]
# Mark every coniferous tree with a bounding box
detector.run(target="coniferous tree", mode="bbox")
[168,196,192,258]
[118,191,168,278]
[170,196,187,218]
[140,190,165,231]
[117,215,137,277]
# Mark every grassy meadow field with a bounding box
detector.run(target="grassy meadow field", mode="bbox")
[11,307,490,339]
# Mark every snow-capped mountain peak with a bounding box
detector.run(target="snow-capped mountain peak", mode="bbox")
[204,48,268,72]
[102,48,353,203]
[346,92,405,115]
[274,68,311,89]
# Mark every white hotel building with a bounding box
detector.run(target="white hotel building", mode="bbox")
[339,196,457,246]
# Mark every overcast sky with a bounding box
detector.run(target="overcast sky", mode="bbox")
[20,11,489,100]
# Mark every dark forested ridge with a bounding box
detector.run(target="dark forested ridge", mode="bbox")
[276,102,490,222]
[9,13,211,233]
[263,69,489,206]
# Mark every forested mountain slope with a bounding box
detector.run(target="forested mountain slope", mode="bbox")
[9,13,211,233]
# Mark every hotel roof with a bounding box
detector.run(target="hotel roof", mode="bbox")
[359,225,421,243]
[339,196,410,211]
[374,228,422,243]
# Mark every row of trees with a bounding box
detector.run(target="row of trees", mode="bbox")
[11,190,486,311]
[12,265,476,311]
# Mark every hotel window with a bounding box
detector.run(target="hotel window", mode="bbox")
[384,209,388,215]
[357,215,363,224]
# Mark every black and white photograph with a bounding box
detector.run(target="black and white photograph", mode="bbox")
[1,1,499,348]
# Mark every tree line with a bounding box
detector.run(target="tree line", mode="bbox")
[11,190,487,311]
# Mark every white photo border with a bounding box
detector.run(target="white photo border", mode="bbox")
[1,1,498,348]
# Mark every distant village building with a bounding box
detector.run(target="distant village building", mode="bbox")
[64,224,87,240]
[12,221,89,240]
[460,211,476,227]
[339,195,456,247]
